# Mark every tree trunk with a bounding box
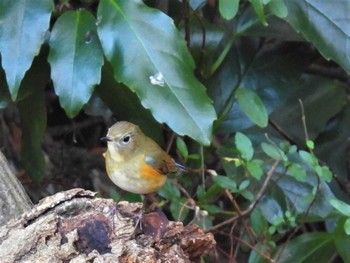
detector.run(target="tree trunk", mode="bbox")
[0,151,32,227]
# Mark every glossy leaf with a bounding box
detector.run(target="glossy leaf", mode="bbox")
[315,106,350,179]
[17,52,49,182]
[97,0,216,145]
[48,10,104,118]
[285,0,350,74]
[259,197,283,224]
[277,232,335,263]
[270,76,346,144]
[235,132,253,161]
[274,173,335,219]
[236,88,268,128]
[96,64,163,143]
[0,0,53,100]
[219,0,239,20]
[207,39,309,133]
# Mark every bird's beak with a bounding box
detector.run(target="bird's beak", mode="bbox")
[100,136,112,142]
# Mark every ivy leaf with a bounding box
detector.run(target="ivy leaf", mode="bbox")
[48,10,104,118]
[97,0,216,145]
[0,0,53,100]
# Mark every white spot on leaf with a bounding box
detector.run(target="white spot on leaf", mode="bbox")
[149,72,165,87]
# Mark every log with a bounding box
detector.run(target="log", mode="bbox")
[0,151,32,227]
[0,188,216,262]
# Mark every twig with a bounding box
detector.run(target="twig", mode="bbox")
[208,160,280,231]
[273,99,321,262]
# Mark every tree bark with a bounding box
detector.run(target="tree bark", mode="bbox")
[0,188,216,262]
[0,151,32,227]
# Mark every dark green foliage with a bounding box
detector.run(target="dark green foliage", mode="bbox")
[1,0,350,261]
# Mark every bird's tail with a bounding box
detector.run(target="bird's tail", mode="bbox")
[175,163,190,173]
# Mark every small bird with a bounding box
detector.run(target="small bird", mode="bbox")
[101,121,180,194]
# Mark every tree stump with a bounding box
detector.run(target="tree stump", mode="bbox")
[0,188,216,262]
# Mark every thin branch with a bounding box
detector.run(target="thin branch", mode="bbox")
[208,160,280,231]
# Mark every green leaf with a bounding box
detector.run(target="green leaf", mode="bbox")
[48,10,104,118]
[298,150,317,166]
[334,217,350,263]
[235,132,254,161]
[97,0,216,145]
[0,60,11,109]
[315,105,350,180]
[96,64,162,143]
[287,163,307,182]
[176,137,188,160]
[213,175,238,192]
[276,232,335,263]
[274,173,335,219]
[249,0,268,26]
[236,88,268,128]
[219,0,239,20]
[271,76,346,142]
[200,204,222,214]
[17,52,49,182]
[259,197,283,224]
[250,209,268,235]
[247,159,264,180]
[268,0,288,18]
[329,199,350,217]
[315,166,332,182]
[239,180,250,190]
[170,197,189,221]
[158,180,181,199]
[344,218,350,235]
[285,0,350,74]
[0,0,53,100]
[248,243,270,263]
[261,142,287,161]
[306,139,314,150]
[208,39,308,133]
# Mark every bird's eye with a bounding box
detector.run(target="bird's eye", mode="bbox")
[122,135,131,144]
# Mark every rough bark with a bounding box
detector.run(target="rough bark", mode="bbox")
[0,188,216,262]
[0,151,32,227]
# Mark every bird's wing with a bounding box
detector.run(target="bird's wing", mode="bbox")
[144,154,178,175]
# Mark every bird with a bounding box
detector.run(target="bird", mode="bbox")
[101,121,182,194]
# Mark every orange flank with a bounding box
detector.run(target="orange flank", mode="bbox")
[139,160,166,183]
